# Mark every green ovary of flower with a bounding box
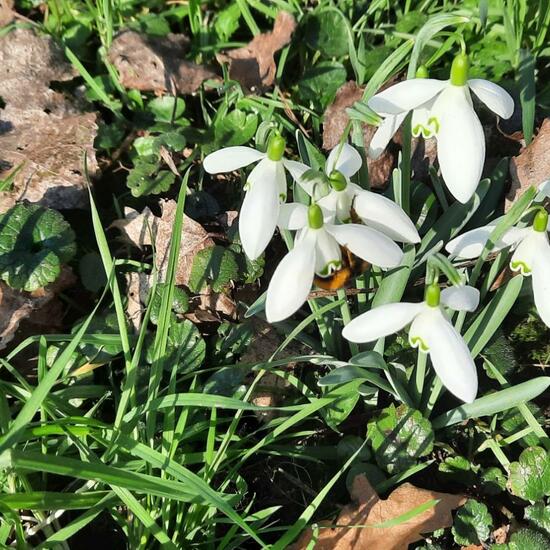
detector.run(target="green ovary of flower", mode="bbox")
[416,65,429,79]
[308,204,324,229]
[267,134,286,161]
[425,283,441,307]
[329,170,347,192]
[450,53,470,86]
[533,209,549,233]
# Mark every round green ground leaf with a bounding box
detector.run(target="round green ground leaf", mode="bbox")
[452,499,492,546]
[525,502,550,537]
[367,403,434,474]
[480,466,506,495]
[148,96,186,122]
[0,204,76,291]
[508,528,550,550]
[508,446,550,501]
[304,10,349,57]
[214,109,258,147]
[148,283,189,325]
[189,245,239,293]
[297,61,347,109]
[79,252,107,293]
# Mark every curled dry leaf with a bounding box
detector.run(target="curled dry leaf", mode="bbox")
[0,0,15,27]
[508,118,550,211]
[292,474,465,550]
[0,267,75,350]
[216,11,296,91]
[0,28,98,213]
[112,201,214,287]
[322,81,395,189]
[108,30,219,95]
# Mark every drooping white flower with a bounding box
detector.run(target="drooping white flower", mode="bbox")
[367,54,514,204]
[203,135,309,260]
[265,203,404,323]
[297,142,420,244]
[446,209,550,327]
[342,284,480,403]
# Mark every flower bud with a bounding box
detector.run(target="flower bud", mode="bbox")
[308,204,324,229]
[425,283,441,307]
[267,134,286,161]
[329,170,347,192]
[533,209,549,233]
[416,65,429,79]
[450,53,470,86]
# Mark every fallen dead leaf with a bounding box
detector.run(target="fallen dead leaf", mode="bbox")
[125,271,152,332]
[0,0,15,27]
[0,267,75,350]
[508,118,550,210]
[322,81,395,189]
[493,524,509,544]
[108,30,218,95]
[216,12,296,91]
[0,28,98,213]
[199,289,237,319]
[292,474,466,550]
[113,201,214,287]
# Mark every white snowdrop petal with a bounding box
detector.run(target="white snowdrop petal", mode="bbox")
[433,85,485,203]
[446,224,529,259]
[239,160,280,260]
[411,308,478,403]
[283,159,311,182]
[367,79,447,115]
[510,230,543,275]
[342,302,424,343]
[265,233,316,323]
[368,112,407,159]
[318,190,353,222]
[314,228,342,276]
[353,190,420,243]
[278,203,308,230]
[440,285,480,312]
[468,79,514,119]
[326,223,403,268]
[203,147,265,173]
[325,143,363,178]
[532,235,550,327]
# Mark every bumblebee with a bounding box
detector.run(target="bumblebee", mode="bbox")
[313,246,370,291]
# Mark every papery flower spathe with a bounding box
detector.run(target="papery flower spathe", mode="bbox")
[265,203,404,323]
[298,143,420,244]
[203,135,309,260]
[367,54,514,204]
[342,284,480,403]
[446,209,550,327]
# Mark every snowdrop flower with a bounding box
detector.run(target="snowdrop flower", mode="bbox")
[343,283,480,403]
[265,203,404,322]
[298,143,420,244]
[203,134,309,260]
[446,209,550,327]
[367,54,514,203]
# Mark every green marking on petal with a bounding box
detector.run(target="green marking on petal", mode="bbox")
[267,134,286,161]
[427,116,440,134]
[511,260,531,275]
[308,204,324,229]
[450,53,470,86]
[410,335,429,353]
[318,260,342,277]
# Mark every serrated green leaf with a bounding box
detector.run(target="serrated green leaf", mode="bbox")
[304,9,349,58]
[298,62,347,109]
[508,446,550,501]
[367,403,434,474]
[480,466,506,495]
[148,96,186,123]
[127,159,176,197]
[0,204,76,291]
[507,528,550,550]
[214,109,258,147]
[188,245,239,293]
[452,499,492,546]
[148,283,189,325]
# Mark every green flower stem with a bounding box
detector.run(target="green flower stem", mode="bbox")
[398,113,412,215]
[337,288,359,356]
[412,351,428,408]
[425,377,442,416]
[355,271,369,313]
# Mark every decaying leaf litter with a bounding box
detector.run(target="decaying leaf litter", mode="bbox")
[1,2,550,549]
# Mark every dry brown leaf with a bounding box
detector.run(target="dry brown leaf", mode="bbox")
[322,81,395,189]
[198,289,237,318]
[0,267,75,350]
[113,201,214,287]
[508,118,550,210]
[108,30,218,94]
[0,0,15,27]
[0,28,98,213]
[216,12,296,91]
[125,271,152,331]
[292,474,466,550]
